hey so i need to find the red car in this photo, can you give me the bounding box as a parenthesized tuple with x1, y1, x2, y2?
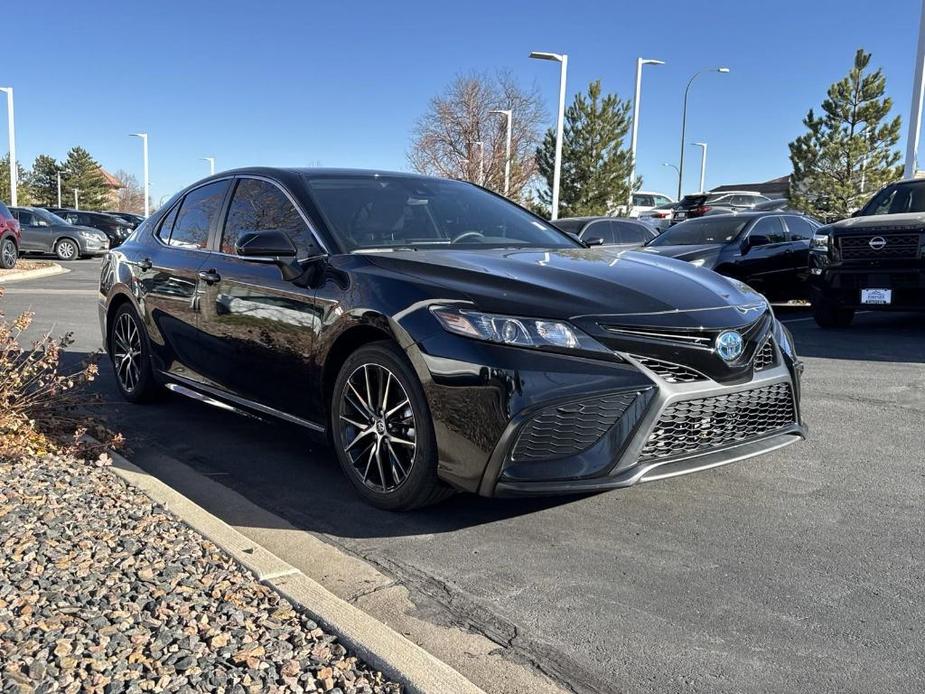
(0, 200, 21, 269)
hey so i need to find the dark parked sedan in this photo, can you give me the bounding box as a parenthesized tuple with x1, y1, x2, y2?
(48, 208, 134, 248)
(554, 217, 658, 248)
(99, 168, 806, 509)
(644, 212, 820, 301)
(11, 207, 109, 260)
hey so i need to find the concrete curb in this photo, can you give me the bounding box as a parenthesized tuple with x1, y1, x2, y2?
(0, 262, 67, 284)
(102, 443, 485, 694)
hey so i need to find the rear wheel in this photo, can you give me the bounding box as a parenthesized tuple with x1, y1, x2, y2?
(330, 342, 453, 510)
(812, 295, 855, 328)
(54, 238, 79, 261)
(109, 303, 158, 402)
(0, 237, 16, 269)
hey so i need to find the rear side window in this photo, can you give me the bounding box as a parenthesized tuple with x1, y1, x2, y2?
(784, 216, 816, 240)
(221, 178, 313, 257)
(168, 180, 230, 249)
(156, 204, 180, 243)
(612, 221, 648, 244)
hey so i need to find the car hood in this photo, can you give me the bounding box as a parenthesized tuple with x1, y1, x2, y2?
(639, 244, 723, 264)
(826, 211, 925, 232)
(364, 246, 765, 329)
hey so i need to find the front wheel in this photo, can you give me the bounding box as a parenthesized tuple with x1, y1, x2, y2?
(812, 296, 855, 328)
(54, 238, 79, 261)
(0, 237, 17, 269)
(330, 342, 453, 510)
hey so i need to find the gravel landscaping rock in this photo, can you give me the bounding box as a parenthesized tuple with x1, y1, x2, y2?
(0, 452, 403, 693)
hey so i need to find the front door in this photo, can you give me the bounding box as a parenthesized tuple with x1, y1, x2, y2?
(737, 216, 789, 297)
(196, 176, 325, 421)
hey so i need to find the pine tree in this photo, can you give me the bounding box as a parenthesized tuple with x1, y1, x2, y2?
(61, 146, 109, 210)
(788, 49, 902, 220)
(536, 80, 637, 218)
(0, 154, 32, 206)
(28, 155, 62, 207)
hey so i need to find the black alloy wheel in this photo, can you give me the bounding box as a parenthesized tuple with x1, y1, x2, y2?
(55, 238, 79, 261)
(0, 237, 16, 269)
(109, 304, 157, 402)
(331, 343, 452, 510)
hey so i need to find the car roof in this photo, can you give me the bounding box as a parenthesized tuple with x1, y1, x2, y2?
(210, 166, 448, 183)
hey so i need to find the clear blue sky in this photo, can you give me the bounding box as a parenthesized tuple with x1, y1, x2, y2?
(6, 0, 923, 204)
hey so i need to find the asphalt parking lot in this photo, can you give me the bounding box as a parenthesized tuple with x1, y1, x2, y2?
(4, 258, 924, 693)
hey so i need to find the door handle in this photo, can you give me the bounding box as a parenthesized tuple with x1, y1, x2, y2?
(198, 269, 221, 285)
(138, 257, 152, 271)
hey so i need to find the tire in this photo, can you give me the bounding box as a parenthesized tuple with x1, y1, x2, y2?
(108, 303, 159, 403)
(54, 238, 79, 261)
(812, 296, 855, 328)
(330, 342, 453, 510)
(0, 237, 16, 269)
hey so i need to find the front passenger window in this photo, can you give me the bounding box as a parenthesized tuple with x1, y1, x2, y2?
(222, 178, 314, 257)
(750, 217, 786, 244)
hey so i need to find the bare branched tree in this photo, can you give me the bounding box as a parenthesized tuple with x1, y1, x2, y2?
(111, 170, 146, 213)
(408, 71, 547, 200)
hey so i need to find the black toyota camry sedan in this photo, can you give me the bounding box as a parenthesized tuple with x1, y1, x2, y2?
(99, 168, 806, 510)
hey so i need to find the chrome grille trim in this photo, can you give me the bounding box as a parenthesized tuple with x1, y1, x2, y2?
(629, 355, 708, 383)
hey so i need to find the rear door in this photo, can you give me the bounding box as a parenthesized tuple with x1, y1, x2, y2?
(196, 176, 325, 420)
(139, 179, 231, 385)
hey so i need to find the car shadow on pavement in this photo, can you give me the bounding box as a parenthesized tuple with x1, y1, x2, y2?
(777, 306, 925, 363)
(64, 352, 586, 542)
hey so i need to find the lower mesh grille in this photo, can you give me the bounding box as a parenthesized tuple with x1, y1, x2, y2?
(640, 383, 795, 461)
(631, 355, 707, 383)
(753, 339, 777, 371)
(512, 391, 642, 462)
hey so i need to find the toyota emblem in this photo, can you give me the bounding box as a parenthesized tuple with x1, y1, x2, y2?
(868, 236, 887, 250)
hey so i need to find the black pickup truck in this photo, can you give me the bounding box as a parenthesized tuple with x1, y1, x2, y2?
(809, 179, 925, 327)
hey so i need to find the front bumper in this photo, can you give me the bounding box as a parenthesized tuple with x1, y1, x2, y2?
(412, 326, 806, 497)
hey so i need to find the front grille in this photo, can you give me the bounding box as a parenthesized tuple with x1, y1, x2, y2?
(512, 391, 643, 462)
(631, 355, 707, 383)
(753, 339, 776, 371)
(839, 233, 921, 260)
(639, 383, 795, 461)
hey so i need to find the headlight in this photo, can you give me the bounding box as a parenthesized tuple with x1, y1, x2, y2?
(431, 306, 585, 350)
(811, 233, 831, 251)
(78, 230, 97, 240)
(690, 258, 707, 267)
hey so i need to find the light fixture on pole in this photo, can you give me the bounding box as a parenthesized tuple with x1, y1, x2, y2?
(73, 188, 81, 210)
(677, 67, 729, 199)
(905, 0, 925, 178)
(130, 132, 149, 216)
(530, 51, 568, 220)
(489, 109, 513, 196)
(201, 156, 215, 175)
(691, 142, 708, 192)
(0, 87, 17, 206)
(56, 171, 62, 208)
(628, 58, 665, 207)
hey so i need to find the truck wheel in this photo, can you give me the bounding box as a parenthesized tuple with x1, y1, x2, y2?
(812, 297, 855, 328)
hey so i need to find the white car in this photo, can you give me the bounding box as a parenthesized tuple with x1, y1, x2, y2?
(637, 201, 677, 233)
(627, 191, 674, 218)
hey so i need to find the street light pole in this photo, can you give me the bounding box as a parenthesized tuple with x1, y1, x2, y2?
(530, 51, 568, 220)
(692, 142, 708, 192)
(130, 133, 149, 216)
(56, 171, 62, 208)
(201, 156, 215, 175)
(905, 0, 925, 178)
(475, 141, 484, 185)
(662, 162, 681, 197)
(678, 67, 729, 199)
(74, 188, 81, 210)
(489, 109, 513, 196)
(629, 58, 665, 207)
(0, 87, 17, 206)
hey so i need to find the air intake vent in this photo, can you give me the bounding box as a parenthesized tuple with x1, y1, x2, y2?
(631, 355, 707, 383)
(753, 339, 776, 371)
(640, 383, 795, 461)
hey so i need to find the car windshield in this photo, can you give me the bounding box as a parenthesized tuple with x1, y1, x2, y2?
(552, 219, 586, 235)
(861, 181, 925, 216)
(34, 208, 69, 225)
(304, 175, 579, 252)
(648, 217, 749, 246)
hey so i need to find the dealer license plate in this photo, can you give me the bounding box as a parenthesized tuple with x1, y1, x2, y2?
(861, 289, 892, 305)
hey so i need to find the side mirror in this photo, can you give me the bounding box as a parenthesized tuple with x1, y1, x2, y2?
(235, 230, 302, 281)
(745, 234, 771, 250)
(583, 236, 605, 247)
